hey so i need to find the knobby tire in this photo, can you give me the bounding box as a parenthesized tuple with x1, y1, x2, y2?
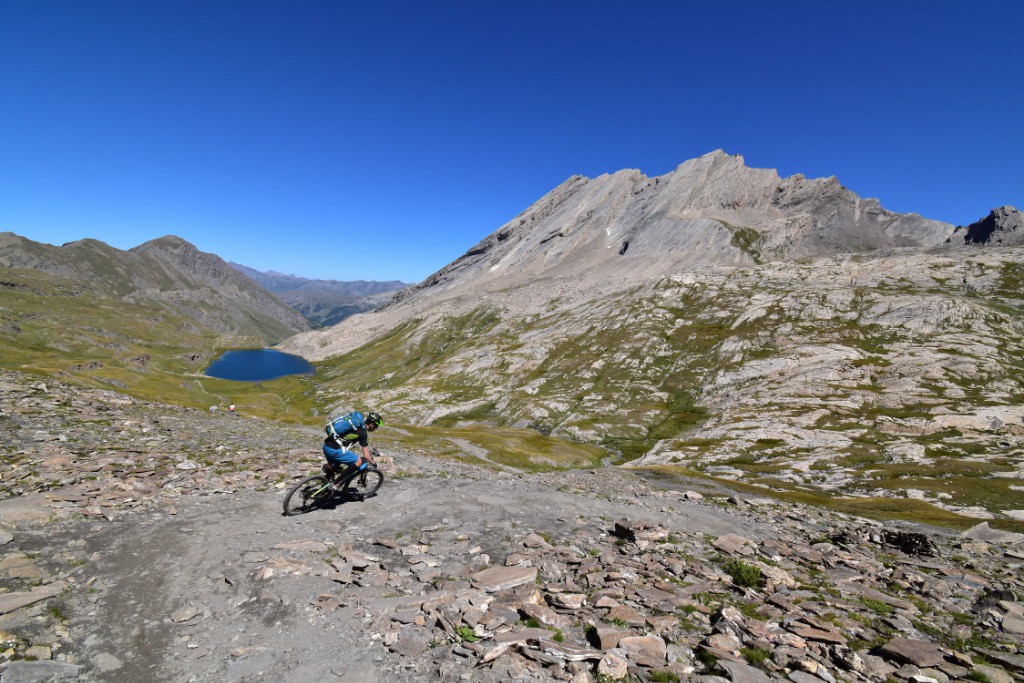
(345, 467, 384, 498)
(283, 474, 332, 516)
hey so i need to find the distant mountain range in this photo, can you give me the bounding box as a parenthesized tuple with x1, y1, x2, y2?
(229, 263, 408, 328)
(0, 233, 310, 341)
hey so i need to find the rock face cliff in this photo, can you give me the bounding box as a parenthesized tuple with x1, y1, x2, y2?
(0, 233, 310, 341)
(389, 151, 954, 306)
(948, 205, 1024, 246)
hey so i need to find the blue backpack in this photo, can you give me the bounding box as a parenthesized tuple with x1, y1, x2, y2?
(325, 411, 365, 440)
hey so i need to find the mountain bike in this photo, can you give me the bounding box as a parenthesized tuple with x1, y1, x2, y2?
(282, 450, 384, 516)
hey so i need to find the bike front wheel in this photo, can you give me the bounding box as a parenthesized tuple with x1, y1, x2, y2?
(283, 475, 333, 516)
(346, 467, 384, 498)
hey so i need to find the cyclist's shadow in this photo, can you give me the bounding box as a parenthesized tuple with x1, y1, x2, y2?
(322, 490, 377, 508)
(283, 490, 379, 516)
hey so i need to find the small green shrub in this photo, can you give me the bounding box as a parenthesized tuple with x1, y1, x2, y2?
(859, 597, 894, 617)
(722, 559, 763, 588)
(734, 600, 765, 620)
(455, 625, 478, 643)
(696, 648, 718, 670)
(650, 671, 681, 682)
(741, 645, 771, 667)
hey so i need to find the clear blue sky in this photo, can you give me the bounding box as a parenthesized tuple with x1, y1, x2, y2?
(2, 1, 1021, 282)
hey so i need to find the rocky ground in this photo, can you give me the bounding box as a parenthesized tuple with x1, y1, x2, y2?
(1, 369, 1023, 682)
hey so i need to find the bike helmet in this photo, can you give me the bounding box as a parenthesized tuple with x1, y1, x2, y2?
(366, 411, 383, 429)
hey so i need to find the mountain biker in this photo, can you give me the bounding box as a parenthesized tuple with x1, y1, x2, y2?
(323, 411, 382, 479)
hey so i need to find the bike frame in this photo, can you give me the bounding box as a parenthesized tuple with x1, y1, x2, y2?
(332, 463, 370, 493)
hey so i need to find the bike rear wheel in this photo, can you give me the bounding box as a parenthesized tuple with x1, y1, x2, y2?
(283, 475, 333, 516)
(345, 467, 383, 498)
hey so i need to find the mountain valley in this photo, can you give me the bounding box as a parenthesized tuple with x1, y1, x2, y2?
(0, 234, 320, 422)
(229, 264, 408, 328)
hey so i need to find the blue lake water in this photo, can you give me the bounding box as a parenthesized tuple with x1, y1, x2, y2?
(204, 349, 314, 381)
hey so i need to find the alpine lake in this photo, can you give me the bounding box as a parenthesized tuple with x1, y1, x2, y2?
(204, 349, 314, 382)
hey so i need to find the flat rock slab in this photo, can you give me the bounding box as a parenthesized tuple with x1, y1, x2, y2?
(789, 625, 847, 645)
(521, 602, 571, 629)
(388, 637, 430, 658)
(537, 638, 601, 662)
(717, 659, 774, 683)
(471, 565, 537, 592)
(0, 495, 52, 523)
(712, 533, 756, 555)
(788, 672, 825, 683)
(879, 637, 946, 668)
(492, 627, 551, 645)
(1002, 614, 1024, 635)
(976, 648, 1024, 673)
(960, 522, 1024, 545)
(619, 634, 667, 667)
(170, 604, 201, 623)
(0, 581, 66, 615)
(0, 660, 83, 682)
(591, 624, 631, 650)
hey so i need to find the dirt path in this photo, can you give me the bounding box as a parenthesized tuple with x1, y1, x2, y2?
(19, 463, 773, 682)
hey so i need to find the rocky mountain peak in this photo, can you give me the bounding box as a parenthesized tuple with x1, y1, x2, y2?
(131, 234, 197, 253)
(949, 205, 1024, 246)
(58, 237, 111, 249)
(389, 152, 957, 308)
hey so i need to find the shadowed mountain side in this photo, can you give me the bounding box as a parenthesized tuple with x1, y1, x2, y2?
(948, 205, 1024, 246)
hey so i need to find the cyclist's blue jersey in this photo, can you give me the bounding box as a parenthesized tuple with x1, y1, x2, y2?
(326, 425, 367, 449)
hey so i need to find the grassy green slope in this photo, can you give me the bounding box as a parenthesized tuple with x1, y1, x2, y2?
(313, 294, 716, 469)
(1, 234, 307, 343)
(0, 268, 321, 423)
